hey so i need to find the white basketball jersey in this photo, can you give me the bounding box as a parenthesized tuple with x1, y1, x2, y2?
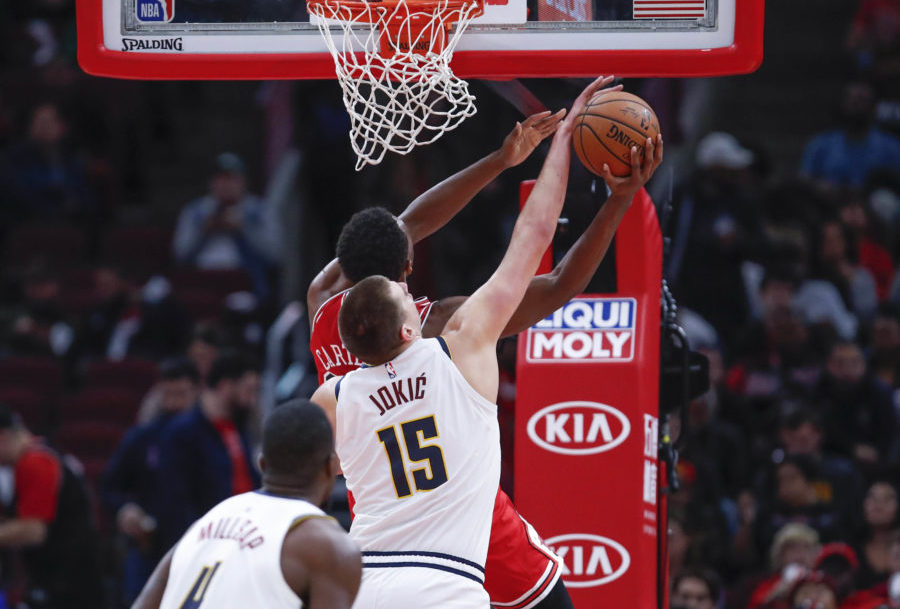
(336, 337, 500, 581)
(160, 491, 328, 609)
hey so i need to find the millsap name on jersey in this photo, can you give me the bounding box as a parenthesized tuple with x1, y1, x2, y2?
(526, 297, 636, 363)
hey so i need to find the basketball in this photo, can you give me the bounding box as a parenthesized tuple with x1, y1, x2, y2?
(572, 91, 660, 177)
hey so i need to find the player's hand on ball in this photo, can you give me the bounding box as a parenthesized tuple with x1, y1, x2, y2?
(601, 133, 664, 198)
(562, 75, 623, 132)
(500, 109, 567, 168)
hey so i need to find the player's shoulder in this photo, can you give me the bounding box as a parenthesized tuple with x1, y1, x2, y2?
(284, 515, 360, 569)
(312, 288, 350, 327)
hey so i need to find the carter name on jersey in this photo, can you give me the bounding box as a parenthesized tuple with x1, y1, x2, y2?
(368, 373, 427, 416)
(316, 343, 363, 377)
(196, 516, 265, 550)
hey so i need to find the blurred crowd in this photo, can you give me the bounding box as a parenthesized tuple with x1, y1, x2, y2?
(0, 0, 899, 608)
(667, 1, 900, 608)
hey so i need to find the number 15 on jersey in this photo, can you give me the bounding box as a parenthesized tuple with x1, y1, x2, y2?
(377, 415, 448, 498)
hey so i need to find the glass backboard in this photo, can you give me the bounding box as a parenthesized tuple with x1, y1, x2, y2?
(76, 0, 763, 79)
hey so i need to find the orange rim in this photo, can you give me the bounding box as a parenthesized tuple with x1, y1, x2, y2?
(307, 0, 481, 24)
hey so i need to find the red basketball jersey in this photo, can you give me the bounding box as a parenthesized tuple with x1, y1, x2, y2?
(310, 289, 435, 384)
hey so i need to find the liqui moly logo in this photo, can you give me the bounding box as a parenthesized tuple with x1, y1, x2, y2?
(526, 401, 630, 456)
(136, 0, 174, 22)
(526, 298, 636, 363)
(545, 534, 631, 587)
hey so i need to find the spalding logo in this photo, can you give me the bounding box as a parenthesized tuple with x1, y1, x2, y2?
(545, 534, 631, 588)
(526, 401, 630, 456)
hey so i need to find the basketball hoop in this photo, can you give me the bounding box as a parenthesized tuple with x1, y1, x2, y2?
(308, 0, 483, 170)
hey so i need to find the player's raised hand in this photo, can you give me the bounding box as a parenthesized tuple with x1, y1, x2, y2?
(561, 75, 623, 132)
(600, 133, 664, 198)
(499, 109, 567, 168)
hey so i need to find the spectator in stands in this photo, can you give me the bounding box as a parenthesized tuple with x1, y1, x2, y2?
(856, 479, 900, 589)
(813, 341, 897, 465)
(772, 408, 862, 525)
(156, 350, 260, 549)
(759, 455, 843, 545)
(747, 523, 820, 609)
(125, 275, 193, 361)
(669, 515, 694, 578)
(811, 219, 879, 321)
(847, 530, 900, 608)
(847, 0, 900, 61)
(3, 264, 74, 358)
(800, 81, 900, 188)
(868, 303, 900, 389)
(101, 357, 200, 605)
(813, 542, 860, 605)
(671, 566, 721, 609)
(186, 323, 222, 387)
(729, 267, 820, 404)
(672, 131, 765, 341)
(847, 0, 900, 110)
(0, 100, 94, 219)
(77, 264, 136, 359)
(787, 572, 839, 609)
(679, 391, 749, 500)
(0, 404, 102, 608)
(839, 194, 895, 301)
(172, 152, 281, 298)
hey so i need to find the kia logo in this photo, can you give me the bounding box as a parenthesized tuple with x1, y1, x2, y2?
(545, 534, 630, 587)
(526, 401, 630, 455)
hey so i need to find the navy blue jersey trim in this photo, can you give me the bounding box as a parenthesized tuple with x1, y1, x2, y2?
(361, 561, 483, 585)
(435, 336, 452, 359)
(361, 550, 484, 573)
(335, 377, 343, 400)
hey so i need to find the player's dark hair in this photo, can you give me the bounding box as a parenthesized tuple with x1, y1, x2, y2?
(159, 356, 200, 384)
(207, 350, 255, 388)
(337, 207, 409, 283)
(338, 275, 403, 363)
(671, 567, 721, 604)
(262, 399, 333, 483)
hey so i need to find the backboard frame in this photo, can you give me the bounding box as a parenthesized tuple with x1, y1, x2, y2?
(76, 0, 764, 80)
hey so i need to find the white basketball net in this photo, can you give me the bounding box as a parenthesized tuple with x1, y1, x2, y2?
(309, 0, 481, 170)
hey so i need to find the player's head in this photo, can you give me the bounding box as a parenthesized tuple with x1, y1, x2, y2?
(337, 207, 413, 283)
(259, 399, 338, 505)
(338, 276, 420, 364)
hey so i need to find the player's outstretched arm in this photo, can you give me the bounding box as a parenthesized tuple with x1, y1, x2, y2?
(398, 110, 566, 244)
(282, 517, 362, 609)
(441, 76, 618, 400)
(502, 133, 663, 335)
(131, 547, 174, 609)
(307, 111, 564, 322)
(421, 133, 662, 339)
(310, 378, 340, 438)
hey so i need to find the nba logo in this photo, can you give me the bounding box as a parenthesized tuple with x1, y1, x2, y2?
(136, 0, 174, 22)
(385, 362, 397, 379)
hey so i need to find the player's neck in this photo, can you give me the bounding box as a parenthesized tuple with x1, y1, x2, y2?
(260, 481, 321, 504)
(365, 338, 417, 366)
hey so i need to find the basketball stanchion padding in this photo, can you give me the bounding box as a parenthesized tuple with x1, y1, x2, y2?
(307, 0, 484, 170)
(573, 92, 660, 177)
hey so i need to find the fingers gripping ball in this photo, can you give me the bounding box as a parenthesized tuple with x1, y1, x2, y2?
(573, 92, 660, 177)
